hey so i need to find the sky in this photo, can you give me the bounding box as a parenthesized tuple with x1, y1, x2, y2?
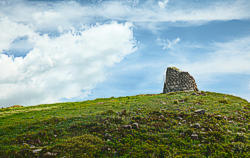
(0, 0, 250, 107)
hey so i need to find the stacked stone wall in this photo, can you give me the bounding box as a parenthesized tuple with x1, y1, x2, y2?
(163, 67, 198, 93)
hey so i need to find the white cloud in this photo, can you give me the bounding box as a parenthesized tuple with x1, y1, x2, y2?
(157, 37, 180, 50)
(160, 36, 250, 101)
(0, 18, 35, 52)
(98, 0, 250, 23)
(170, 36, 250, 101)
(0, 20, 136, 106)
(178, 37, 250, 76)
(0, 0, 249, 33)
(0, 0, 250, 106)
(97, 0, 250, 23)
(158, 0, 170, 9)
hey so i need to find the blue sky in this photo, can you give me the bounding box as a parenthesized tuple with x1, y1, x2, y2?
(0, 0, 250, 107)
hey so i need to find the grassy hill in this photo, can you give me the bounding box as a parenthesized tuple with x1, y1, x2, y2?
(0, 91, 249, 157)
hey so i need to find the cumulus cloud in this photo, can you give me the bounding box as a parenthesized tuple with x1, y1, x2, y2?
(0, 18, 35, 52)
(0, 19, 136, 106)
(157, 37, 180, 50)
(158, 0, 170, 9)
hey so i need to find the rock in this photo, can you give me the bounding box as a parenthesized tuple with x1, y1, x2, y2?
(159, 115, 165, 120)
(191, 133, 199, 140)
(32, 148, 42, 154)
(132, 123, 139, 129)
(198, 91, 206, 96)
(223, 116, 228, 120)
(160, 109, 166, 113)
(121, 109, 126, 115)
(122, 125, 132, 129)
(191, 123, 201, 128)
(37, 139, 41, 144)
(194, 109, 205, 115)
(241, 128, 246, 132)
(236, 132, 242, 135)
(179, 99, 185, 103)
(163, 67, 198, 93)
(195, 102, 202, 105)
(191, 92, 198, 96)
(116, 112, 121, 115)
(215, 115, 222, 120)
(161, 101, 166, 105)
(177, 117, 182, 120)
(104, 133, 111, 138)
(30, 145, 36, 148)
(44, 152, 57, 156)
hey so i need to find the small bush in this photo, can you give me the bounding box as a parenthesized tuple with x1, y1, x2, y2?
(173, 100, 179, 104)
(219, 99, 229, 104)
(50, 134, 104, 157)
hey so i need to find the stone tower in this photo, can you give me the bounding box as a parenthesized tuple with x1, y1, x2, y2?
(163, 67, 198, 93)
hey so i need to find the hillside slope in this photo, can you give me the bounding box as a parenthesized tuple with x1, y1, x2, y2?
(0, 91, 249, 157)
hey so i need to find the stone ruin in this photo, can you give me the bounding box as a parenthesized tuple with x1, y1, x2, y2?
(163, 67, 198, 93)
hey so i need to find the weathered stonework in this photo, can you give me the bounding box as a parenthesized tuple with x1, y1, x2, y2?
(163, 67, 198, 93)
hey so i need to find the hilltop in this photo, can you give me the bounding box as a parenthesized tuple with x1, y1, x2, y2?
(0, 91, 249, 157)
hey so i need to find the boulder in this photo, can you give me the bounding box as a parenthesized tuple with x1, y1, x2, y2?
(194, 109, 206, 115)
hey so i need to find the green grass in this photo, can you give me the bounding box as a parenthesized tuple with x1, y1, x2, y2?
(0, 91, 249, 157)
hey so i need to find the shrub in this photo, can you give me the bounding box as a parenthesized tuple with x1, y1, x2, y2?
(50, 134, 104, 157)
(173, 100, 179, 104)
(219, 99, 229, 104)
